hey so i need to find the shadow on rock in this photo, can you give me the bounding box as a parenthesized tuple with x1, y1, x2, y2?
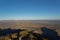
(40, 27, 60, 40)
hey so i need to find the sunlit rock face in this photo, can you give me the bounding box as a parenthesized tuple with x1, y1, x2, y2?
(0, 36, 11, 40)
(33, 30, 43, 34)
(11, 33, 17, 38)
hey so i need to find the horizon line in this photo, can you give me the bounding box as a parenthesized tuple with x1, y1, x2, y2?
(0, 19, 60, 21)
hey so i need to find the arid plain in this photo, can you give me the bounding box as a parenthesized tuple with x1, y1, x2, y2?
(0, 20, 60, 36)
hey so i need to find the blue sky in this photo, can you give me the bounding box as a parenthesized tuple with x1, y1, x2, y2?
(0, 0, 60, 20)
